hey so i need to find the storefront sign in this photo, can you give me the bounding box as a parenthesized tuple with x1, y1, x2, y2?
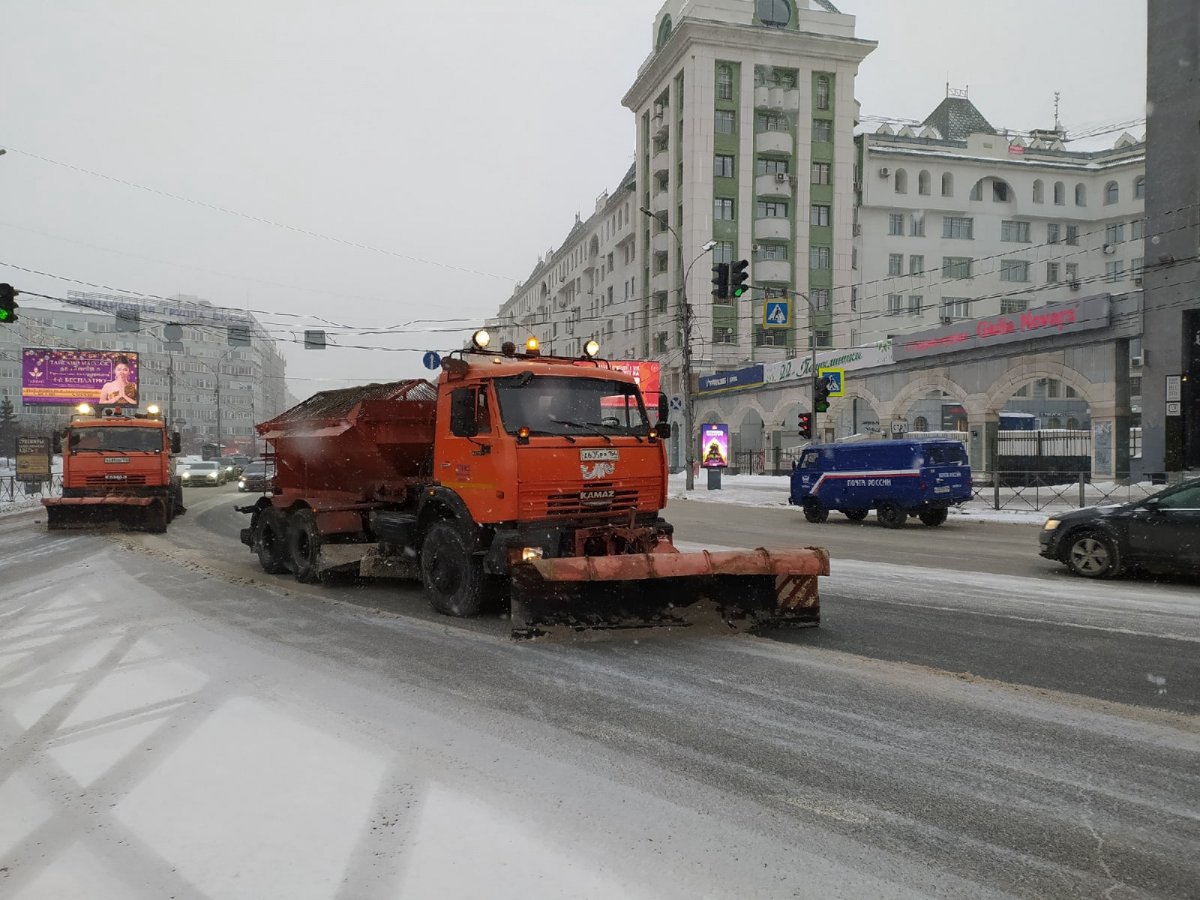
(698, 365, 764, 395)
(762, 343, 892, 385)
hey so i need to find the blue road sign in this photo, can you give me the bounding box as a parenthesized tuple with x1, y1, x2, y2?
(818, 366, 845, 396)
(422, 351, 442, 370)
(764, 300, 790, 328)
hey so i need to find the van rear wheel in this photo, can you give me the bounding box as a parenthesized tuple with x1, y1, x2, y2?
(917, 508, 948, 527)
(802, 499, 828, 524)
(876, 502, 907, 529)
(843, 508, 869, 522)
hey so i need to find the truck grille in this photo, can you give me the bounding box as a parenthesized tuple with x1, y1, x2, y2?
(523, 481, 648, 518)
(84, 474, 148, 486)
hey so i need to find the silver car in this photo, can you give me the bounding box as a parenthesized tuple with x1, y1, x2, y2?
(180, 460, 226, 486)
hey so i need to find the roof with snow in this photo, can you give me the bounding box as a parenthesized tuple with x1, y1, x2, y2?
(921, 96, 996, 141)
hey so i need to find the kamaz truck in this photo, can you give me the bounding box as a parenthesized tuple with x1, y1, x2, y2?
(238, 332, 829, 637)
(43, 403, 185, 532)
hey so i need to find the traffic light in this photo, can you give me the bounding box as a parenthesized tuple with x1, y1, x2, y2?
(0, 283, 19, 324)
(813, 375, 831, 414)
(711, 262, 730, 300)
(798, 412, 812, 439)
(730, 259, 750, 298)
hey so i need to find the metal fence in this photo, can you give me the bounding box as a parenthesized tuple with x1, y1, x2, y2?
(0, 475, 64, 502)
(970, 472, 1161, 512)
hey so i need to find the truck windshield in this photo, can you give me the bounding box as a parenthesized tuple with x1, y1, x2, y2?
(69, 427, 163, 453)
(494, 375, 651, 437)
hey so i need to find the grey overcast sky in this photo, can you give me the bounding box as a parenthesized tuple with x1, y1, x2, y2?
(1, 1, 1147, 398)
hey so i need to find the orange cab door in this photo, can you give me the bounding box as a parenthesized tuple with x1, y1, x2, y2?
(436, 384, 510, 523)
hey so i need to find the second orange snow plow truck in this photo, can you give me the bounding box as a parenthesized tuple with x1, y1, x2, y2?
(43, 403, 185, 532)
(238, 332, 828, 637)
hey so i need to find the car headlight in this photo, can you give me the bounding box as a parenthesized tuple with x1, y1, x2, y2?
(181, 472, 190, 479)
(208, 473, 218, 480)
(1043, 519, 1060, 531)
(238, 478, 246, 487)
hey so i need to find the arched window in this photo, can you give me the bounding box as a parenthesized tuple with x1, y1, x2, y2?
(757, 0, 792, 28)
(941, 172, 953, 197)
(969, 179, 983, 201)
(1053, 181, 1065, 205)
(918, 170, 931, 195)
(1134, 175, 1146, 199)
(1104, 181, 1119, 205)
(656, 15, 672, 49)
(716, 65, 733, 101)
(1046, 417, 1062, 429)
(1032, 179, 1044, 203)
(912, 416, 929, 432)
(894, 168, 908, 194)
(1066, 417, 1080, 430)
(814, 75, 830, 110)
(1075, 183, 1087, 206)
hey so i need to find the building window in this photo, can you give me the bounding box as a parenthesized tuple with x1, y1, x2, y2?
(969, 181, 983, 201)
(811, 204, 830, 226)
(757, 200, 788, 218)
(1065, 225, 1079, 245)
(812, 119, 832, 143)
(714, 197, 735, 220)
(715, 110, 735, 134)
(811, 161, 830, 184)
(813, 329, 832, 349)
(942, 257, 973, 279)
(1130, 218, 1145, 241)
(909, 254, 924, 275)
(1065, 262, 1079, 284)
(941, 172, 954, 197)
(918, 170, 931, 195)
(809, 246, 831, 269)
(1105, 261, 1124, 282)
(756, 112, 790, 132)
(942, 297, 971, 318)
(909, 214, 925, 237)
(1046, 379, 1061, 399)
(850, 285, 858, 311)
(1105, 223, 1125, 244)
(907, 295, 923, 315)
(887, 293, 903, 315)
(1132, 257, 1144, 278)
(716, 65, 733, 101)
(815, 75, 830, 110)
(713, 240, 734, 264)
(1047, 223, 1061, 244)
(757, 157, 789, 175)
(888, 253, 903, 276)
(1134, 175, 1146, 199)
(1105, 181, 1119, 205)
(1075, 183, 1087, 206)
(714, 154, 734, 178)
(1000, 298, 1029, 314)
(1054, 181, 1066, 205)
(1046, 262, 1060, 283)
(943, 216, 974, 239)
(1033, 180, 1044, 203)
(888, 213, 904, 236)
(757, 243, 788, 260)
(758, 0, 792, 28)
(894, 169, 908, 194)
(812, 288, 830, 310)
(1000, 259, 1030, 282)
(912, 416, 929, 432)
(1001, 220, 1031, 242)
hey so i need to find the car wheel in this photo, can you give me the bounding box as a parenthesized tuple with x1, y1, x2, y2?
(1065, 530, 1122, 578)
(287, 509, 323, 583)
(420, 520, 485, 618)
(843, 508, 869, 522)
(802, 499, 829, 524)
(918, 508, 948, 527)
(254, 507, 290, 575)
(877, 502, 907, 529)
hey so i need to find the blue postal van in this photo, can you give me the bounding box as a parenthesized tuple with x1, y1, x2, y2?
(789, 439, 972, 528)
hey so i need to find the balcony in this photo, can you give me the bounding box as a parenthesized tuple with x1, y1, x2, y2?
(652, 230, 674, 255)
(651, 147, 670, 177)
(652, 112, 669, 139)
(753, 259, 791, 283)
(650, 189, 670, 217)
(650, 269, 672, 294)
(755, 131, 792, 156)
(753, 217, 791, 241)
(755, 172, 793, 198)
(753, 86, 801, 112)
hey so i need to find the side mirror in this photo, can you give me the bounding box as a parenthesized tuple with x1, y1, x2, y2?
(657, 393, 669, 423)
(171, 432, 182, 454)
(52, 431, 63, 455)
(1143, 496, 1162, 511)
(656, 422, 672, 439)
(449, 388, 479, 438)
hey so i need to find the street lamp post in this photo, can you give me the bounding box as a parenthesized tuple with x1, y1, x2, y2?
(639, 207, 716, 491)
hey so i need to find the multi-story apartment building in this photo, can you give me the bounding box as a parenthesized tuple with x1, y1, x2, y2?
(0, 293, 288, 454)
(853, 91, 1146, 348)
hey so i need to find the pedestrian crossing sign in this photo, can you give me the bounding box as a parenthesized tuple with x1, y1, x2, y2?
(763, 300, 790, 329)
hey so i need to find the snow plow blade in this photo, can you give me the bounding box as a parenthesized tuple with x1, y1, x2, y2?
(509, 546, 828, 639)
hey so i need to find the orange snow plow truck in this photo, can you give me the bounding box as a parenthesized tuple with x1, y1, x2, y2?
(43, 403, 185, 532)
(237, 332, 828, 637)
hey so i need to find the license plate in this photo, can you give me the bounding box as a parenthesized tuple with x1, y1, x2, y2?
(934, 486, 951, 493)
(580, 449, 619, 462)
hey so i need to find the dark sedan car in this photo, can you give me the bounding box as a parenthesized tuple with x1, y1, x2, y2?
(1039, 478, 1200, 578)
(236, 459, 275, 493)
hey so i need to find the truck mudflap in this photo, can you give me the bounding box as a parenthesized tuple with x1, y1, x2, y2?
(508, 546, 828, 639)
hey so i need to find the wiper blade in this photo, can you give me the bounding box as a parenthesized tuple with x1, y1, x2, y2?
(550, 418, 612, 444)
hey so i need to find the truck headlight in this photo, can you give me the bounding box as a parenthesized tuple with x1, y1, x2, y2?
(521, 547, 544, 561)
(1043, 519, 1060, 531)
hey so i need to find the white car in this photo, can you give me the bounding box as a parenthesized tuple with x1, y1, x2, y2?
(180, 460, 226, 486)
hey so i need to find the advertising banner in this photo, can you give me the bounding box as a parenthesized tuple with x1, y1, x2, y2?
(698, 365, 764, 395)
(15, 436, 52, 482)
(700, 423, 731, 469)
(22, 348, 140, 407)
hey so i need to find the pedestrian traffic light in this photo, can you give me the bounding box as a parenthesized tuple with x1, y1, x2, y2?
(730, 259, 750, 298)
(711, 262, 730, 300)
(798, 412, 812, 439)
(0, 283, 19, 324)
(813, 375, 831, 413)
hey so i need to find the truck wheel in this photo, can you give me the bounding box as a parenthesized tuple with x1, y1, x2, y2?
(843, 508, 869, 522)
(802, 499, 828, 524)
(876, 502, 907, 529)
(255, 507, 290, 575)
(917, 508, 948, 527)
(287, 509, 323, 583)
(1065, 530, 1121, 578)
(421, 520, 485, 618)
